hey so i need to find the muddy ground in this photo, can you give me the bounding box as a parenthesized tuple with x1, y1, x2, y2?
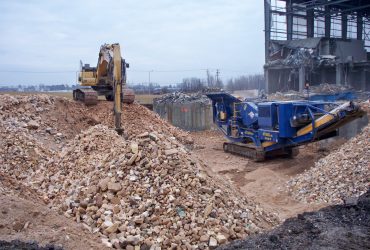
(190, 130, 346, 221)
(217, 189, 370, 250)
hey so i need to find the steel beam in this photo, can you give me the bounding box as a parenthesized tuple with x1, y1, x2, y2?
(325, 5, 331, 38)
(307, 9, 315, 37)
(357, 13, 363, 40)
(342, 13, 348, 39)
(287, 0, 293, 40)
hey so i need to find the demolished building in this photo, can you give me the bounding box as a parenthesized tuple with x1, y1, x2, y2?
(264, 0, 370, 93)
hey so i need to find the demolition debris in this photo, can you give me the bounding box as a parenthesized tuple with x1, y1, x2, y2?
(154, 92, 210, 104)
(287, 123, 370, 204)
(0, 94, 278, 249)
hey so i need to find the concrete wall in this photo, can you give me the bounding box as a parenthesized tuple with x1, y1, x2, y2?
(154, 102, 214, 131)
(334, 40, 367, 63)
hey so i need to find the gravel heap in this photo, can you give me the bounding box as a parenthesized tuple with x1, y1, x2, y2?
(287, 124, 370, 204)
(0, 94, 278, 249)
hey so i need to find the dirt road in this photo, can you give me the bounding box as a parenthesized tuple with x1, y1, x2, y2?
(190, 130, 344, 221)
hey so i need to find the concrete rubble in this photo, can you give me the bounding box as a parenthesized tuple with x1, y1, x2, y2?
(154, 92, 210, 104)
(287, 123, 370, 204)
(267, 83, 370, 102)
(0, 94, 278, 249)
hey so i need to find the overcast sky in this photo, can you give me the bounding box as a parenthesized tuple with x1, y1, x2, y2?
(0, 0, 265, 85)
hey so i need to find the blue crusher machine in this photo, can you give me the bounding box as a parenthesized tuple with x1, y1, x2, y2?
(206, 92, 365, 161)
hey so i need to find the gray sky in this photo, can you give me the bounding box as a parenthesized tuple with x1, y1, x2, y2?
(0, 0, 265, 85)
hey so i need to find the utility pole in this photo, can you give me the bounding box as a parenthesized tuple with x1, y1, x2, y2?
(216, 69, 220, 87)
(206, 69, 210, 86)
(148, 70, 153, 94)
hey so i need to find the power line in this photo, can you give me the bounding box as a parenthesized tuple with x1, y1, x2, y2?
(0, 70, 77, 73)
(128, 69, 209, 73)
(0, 68, 260, 75)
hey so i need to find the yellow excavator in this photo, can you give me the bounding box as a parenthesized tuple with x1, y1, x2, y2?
(74, 43, 135, 133)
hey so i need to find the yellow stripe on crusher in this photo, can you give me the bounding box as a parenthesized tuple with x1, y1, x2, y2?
(262, 141, 276, 147)
(297, 102, 350, 136)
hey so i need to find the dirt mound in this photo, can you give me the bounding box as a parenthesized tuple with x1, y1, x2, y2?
(218, 189, 370, 250)
(0, 94, 278, 249)
(287, 124, 370, 204)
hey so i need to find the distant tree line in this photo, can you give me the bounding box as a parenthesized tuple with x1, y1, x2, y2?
(129, 83, 179, 95)
(176, 74, 264, 93)
(0, 73, 265, 94)
(0, 84, 79, 92)
(225, 74, 265, 92)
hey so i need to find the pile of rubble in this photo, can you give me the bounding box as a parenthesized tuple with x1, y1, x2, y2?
(268, 83, 354, 101)
(310, 83, 351, 94)
(0, 95, 58, 178)
(0, 94, 278, 249)
(287, 124, 370, 204)
(268, 90, 302, 101)
(154, 92, 210, 104)
(94, 99, 194, 146)
(47, 125, 277, 248)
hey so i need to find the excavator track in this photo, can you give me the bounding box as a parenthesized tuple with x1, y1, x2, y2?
(73, 88, 98, 105)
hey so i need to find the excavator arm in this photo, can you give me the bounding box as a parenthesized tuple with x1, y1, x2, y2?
(112, 44, 123, 134)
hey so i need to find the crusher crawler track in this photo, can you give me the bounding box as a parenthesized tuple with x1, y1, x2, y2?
(73, 88, 98, 105)
(223, 142, 299, 162)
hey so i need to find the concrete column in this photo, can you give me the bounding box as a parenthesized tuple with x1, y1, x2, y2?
(265, 68, 271, 94)
(342, 14, 347, 39)
(299, 66, 305, 92)
(286, 0, 293, 40)
(264, 0, 271, 63)
(336, 63, 343, 86)
(307, 9, 314, 38)
(325, 6, 331, 38)
(361, 69, 366, 90)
